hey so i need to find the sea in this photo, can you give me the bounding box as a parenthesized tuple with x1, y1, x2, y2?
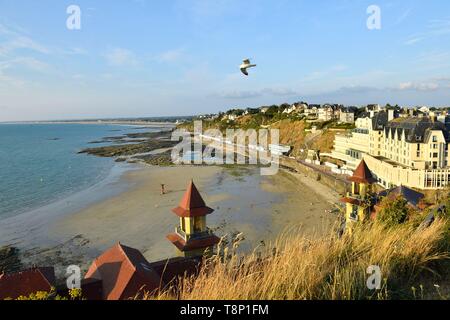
(0, 123, 159, 220)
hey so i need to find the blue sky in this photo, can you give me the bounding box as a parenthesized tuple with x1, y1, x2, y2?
(0, 0, 450, 121)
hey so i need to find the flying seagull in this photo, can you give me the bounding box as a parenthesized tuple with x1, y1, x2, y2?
(240, 59, 256, 76)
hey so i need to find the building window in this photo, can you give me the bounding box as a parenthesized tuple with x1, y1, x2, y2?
(433, 153, 438, 158)
(350, 206, 358, 221)
(433, 136, 438, 142)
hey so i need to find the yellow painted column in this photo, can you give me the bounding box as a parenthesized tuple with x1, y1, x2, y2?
(360, 183, 367, 197)
(185, 217, 194, 235)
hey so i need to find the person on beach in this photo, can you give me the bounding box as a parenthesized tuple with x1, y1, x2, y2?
(161, 184, 166, 195)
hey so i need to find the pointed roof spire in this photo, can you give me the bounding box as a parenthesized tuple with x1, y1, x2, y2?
(172, 180, 214, 217)
(348, 160, 377, 184)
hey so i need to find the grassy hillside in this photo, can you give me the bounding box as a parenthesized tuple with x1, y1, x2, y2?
(155, 219, 449, 300)
(178, 116, 342, 157)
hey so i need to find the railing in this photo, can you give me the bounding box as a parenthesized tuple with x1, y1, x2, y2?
(346, 192, 363, 200)
(175, 227, 215, 241)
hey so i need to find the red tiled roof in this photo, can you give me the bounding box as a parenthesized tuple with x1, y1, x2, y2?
(0, 267, 55, 300)
(172, 180, 214, 217)
(348, 160, 377, 184)
(84, 243, 161, 300)
(167, 233, 220, 252)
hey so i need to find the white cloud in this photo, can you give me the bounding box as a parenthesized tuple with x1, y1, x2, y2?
(216, 89, 263, 99)
(398, 82, 439, 91)
(157, 48, 185, 63)
(404, 37, 424, 45)
(303, 64, 348, 81)
(104, 48, 138, 66)
(0, 57, 49, 72)
(59, 47, 88, 55)
(215, 87, 300, 99)
(404, 18, 450, 45)
(0, 36, 50, 56)
(395, 8, 412, 25)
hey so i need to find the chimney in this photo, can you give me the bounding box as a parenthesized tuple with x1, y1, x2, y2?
(388, 109, 395, 121)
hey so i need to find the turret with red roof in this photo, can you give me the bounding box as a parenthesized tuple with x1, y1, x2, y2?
(167, 180, 220, 258)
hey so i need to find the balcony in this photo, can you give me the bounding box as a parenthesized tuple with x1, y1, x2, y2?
(175, 226, 215, 242)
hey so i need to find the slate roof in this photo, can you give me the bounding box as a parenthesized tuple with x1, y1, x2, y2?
(371, 111, 389, 131)
(384, 117, 449, 143)
(378, 186, 424, 208)
(358, 112, 371, 119)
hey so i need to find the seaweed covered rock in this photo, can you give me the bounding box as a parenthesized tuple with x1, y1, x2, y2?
(0, 246, 22, 274)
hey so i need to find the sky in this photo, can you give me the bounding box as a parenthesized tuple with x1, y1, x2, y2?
(0, 0, 450, 121)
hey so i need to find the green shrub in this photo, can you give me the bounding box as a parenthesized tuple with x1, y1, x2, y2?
(377, 196, 410, 226)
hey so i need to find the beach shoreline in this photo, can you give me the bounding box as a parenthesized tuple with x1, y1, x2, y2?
(0, 122, 342, 281)
(1, 161, 341, 280)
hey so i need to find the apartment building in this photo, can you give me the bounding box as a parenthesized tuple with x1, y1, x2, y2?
(330, 111, 450, 190)
(331, 128, 370, 168)
(339, 109, 355, 124)
(318, 104, 340, 122)
(304, 104, 320, 118)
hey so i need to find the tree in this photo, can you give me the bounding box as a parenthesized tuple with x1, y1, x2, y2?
(377, 196, 410, 226)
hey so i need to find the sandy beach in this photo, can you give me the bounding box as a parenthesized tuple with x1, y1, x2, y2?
(1, 163, 341, 279)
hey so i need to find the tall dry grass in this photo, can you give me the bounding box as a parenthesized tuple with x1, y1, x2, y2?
(155, 220, 449, 300)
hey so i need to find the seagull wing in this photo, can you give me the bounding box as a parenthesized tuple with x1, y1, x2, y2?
(240, 68, 248, 76)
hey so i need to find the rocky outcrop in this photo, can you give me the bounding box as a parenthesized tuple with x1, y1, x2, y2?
(0, 246, 22, 274)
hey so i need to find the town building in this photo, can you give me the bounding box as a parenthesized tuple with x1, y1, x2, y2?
(283, 102, 307, 115)
(339, 108, 356, 124)
(329, 110, 450, 190)
(304, 104, 320, 118)
(260, 107, 269, 114)
(317, 104, 337, 121)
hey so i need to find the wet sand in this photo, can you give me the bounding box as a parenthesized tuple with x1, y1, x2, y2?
(1, 164, 340, 278)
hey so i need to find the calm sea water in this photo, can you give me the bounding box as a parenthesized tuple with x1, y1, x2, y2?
(0, 123, 151, 220)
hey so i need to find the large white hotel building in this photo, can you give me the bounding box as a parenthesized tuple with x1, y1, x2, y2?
(329, 110, 450, 190)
